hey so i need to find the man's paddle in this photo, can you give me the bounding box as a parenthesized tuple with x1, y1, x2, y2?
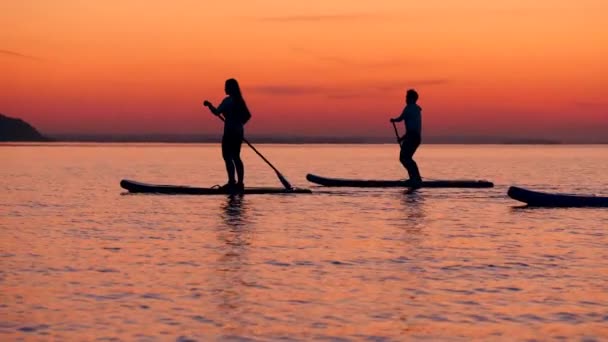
(391, 121, 401, 144)
(215, 115, 293, 190)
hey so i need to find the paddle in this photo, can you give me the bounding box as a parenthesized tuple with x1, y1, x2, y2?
(215, 115, 293, 190)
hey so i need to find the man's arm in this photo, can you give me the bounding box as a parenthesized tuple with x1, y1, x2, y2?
(390, 108, 407, 123)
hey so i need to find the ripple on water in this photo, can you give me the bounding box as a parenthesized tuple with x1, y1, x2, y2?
(176, 336, 198, 342)
(77, 292, 133, 301)
(191, 315, 217, 325)
(265, 260, 291, 267)
(327, 260, 353, 266)
(414, 314, 451, 322)
(141, 293, 172, 301)
(17, 324, 50, 333)
(311, 336, 352, 342)
(553, 312, 581, 323)
(293, 260, 316, 266)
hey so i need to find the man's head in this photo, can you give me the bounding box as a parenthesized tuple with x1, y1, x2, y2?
(406, 89, 419, 105)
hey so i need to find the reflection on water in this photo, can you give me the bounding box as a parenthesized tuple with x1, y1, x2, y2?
(220, 195, 249, 229)
(1, 144, 608, 340)
(215, 195, 253, 335)
(399, 190, 426, 242)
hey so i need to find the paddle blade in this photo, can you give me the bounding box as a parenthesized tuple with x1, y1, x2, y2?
(276, 172, 293, 190)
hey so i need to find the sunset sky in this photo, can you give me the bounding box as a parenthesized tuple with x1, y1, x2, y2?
(1, 0, 607, 141)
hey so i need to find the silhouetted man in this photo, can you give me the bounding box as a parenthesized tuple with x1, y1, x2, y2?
(390, 89, 422, 188)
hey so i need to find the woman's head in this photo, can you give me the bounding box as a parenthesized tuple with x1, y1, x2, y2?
(224, 78, 242, 98)
(224, 78, 251, 123)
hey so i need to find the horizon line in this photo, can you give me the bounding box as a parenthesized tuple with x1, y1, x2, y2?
(10, 133, 608, 145)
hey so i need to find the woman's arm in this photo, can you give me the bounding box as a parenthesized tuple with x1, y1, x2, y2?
(204, 97, 232, 116)
(203, 100, 220, 115)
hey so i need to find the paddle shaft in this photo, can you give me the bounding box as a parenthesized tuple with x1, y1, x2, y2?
(215, 114, 293, 189)
(391, 121, 401, 144)
(243, 138, 280, 175)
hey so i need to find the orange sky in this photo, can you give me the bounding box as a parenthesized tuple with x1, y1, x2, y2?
(1, 0, 607, 141)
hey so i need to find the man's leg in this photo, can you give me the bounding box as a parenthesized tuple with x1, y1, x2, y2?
(399, 135, 422, 183)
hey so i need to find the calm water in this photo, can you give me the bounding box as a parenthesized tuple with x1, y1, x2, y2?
(1, 143, 608, 341)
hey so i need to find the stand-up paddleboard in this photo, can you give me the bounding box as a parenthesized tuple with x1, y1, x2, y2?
(508, 186, 608, 207)
(121, 179, 312, 195)
(306, 174, 493, 188)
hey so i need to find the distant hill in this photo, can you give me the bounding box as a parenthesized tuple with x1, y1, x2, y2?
(0, 113, 49, 141)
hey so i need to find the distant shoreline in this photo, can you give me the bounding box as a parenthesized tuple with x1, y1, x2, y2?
(37, 134, 608, 144)
(2, 114, 606, 144)
(2, 135, 608, 145)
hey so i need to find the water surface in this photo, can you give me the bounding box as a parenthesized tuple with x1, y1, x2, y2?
(2, 144, 608, 340)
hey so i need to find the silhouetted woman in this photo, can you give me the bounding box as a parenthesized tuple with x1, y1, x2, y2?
(204, 79, 251, 192)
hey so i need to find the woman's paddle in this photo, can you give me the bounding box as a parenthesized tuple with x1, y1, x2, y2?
(216, 115, 293, 190)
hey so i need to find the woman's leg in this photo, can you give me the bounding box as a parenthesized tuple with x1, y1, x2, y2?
(233, 138, 244, 185)
(222, 136, 236, 184)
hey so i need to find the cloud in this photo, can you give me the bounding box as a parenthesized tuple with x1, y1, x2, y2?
(256, 13, 382, 23)
(326, 92, 366, 100)
(250, 79, 449, 99)
(573, 101, 607, 108)
(316, 55, 407, 69)
(250, 84, 363, 98)
(373, 79, 450, 91)
(325, 79, 450, 100)
(289, 46, 423, 70)
(0, 49, 43, 61)
(249, 85, 325, 95)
